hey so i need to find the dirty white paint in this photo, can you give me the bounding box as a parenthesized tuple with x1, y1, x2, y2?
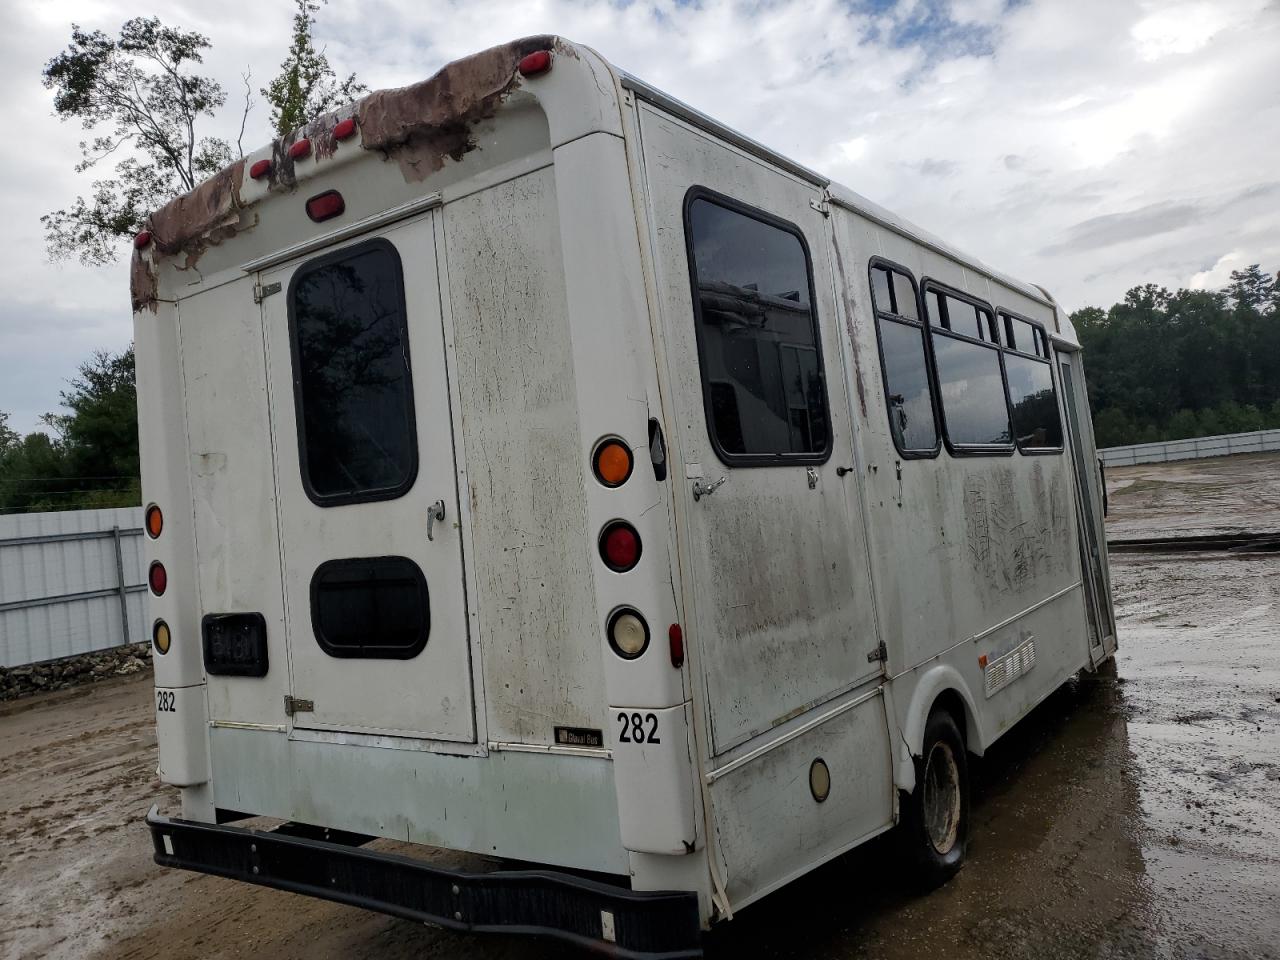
(134, 35, 1116, 937)
(443, 167, 605, 746)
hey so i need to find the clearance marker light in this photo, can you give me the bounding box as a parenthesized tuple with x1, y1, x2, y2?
(333, 118, 356, 140)
(133, 230, 152, 249)
(669, 623, 685, 668)
(249, 158, 272, 179)
(518, 50, 552, 77)
(306, 190, 345, 223)
(288, 137, 312, 160)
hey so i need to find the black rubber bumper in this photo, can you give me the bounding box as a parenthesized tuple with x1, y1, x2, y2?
(146, 806, 702, 958)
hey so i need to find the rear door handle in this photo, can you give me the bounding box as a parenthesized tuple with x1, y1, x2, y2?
(427, 499, 446, 541)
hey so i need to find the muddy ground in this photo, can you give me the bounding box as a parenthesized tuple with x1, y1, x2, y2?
(2, 454, 1278, 959)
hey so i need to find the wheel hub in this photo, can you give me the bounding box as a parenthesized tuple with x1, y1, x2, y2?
(923, 740, 961, 855)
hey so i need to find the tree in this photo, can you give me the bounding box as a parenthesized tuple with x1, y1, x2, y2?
(41, 348, 139, 483)
(0, 349, 140, 514)
(43, 10, 363, 266)
(0, 412, 17, 454)
(1165, 409, 1201, 440)
(41, 18, 246, 265)
(1074, 260, 1280, 446)
(1228, 264, 1274, 312)
(262, 0, 366, 137)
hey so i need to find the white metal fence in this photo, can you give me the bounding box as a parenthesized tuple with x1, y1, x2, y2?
(1100, 428, 1280, 466)
(0, 507, 147, 668)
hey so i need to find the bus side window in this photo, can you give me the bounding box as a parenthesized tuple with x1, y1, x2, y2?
(683, 189, 831, 466)
(868, 260, 939, 457)
(998, 310, 1064, 453)
(923, 282, 1014, 453)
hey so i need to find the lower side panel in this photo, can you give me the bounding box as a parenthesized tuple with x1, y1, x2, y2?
(707, 686, 894, 908)
(207, 727, 628, 874)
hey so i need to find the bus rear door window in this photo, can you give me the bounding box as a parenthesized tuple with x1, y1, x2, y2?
(288, 240, 418, 505)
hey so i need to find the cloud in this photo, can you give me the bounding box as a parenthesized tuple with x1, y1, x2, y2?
(1040, 200, 1203, 255)
(2, 0, 1279, 432)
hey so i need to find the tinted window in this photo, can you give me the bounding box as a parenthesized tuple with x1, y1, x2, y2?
(311, 556, 429, 659)
(685, 193, 829, 462)
(924, 284, 1013, 450)
(1005, 315, 1038, 355)
(1005, 354, 1063, 450)
(870, 263, 938, 455)
(891, 272, 919, 321)
(290, 241, 417, 504)
(930, 335, 1013, 446)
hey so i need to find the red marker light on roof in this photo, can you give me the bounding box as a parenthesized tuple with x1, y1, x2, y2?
(305, 190, 345, 223)
(518, 50, 552, 77)
(249, 158, 272, 179)
(133, 230, 152, 249)
(288, 138, 312, 160)
(333, 118, 356, 141)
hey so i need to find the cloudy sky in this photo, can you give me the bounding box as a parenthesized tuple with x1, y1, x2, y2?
(2, 0, 1277, 434)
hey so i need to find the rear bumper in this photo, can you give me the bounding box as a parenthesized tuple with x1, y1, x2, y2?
(145, 806, 702, 959)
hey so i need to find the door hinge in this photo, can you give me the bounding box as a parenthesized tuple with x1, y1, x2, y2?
(283, 695, 314, 717)
(253, 280, 282, 304)
(809, 197, 830, 218)
(866, 641, 887, 664)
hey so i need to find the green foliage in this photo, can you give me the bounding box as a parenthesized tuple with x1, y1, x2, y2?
(1074, 264, 1280, 446)
(262, 0, 367, 137)
(42, 19, 237, 265)
(0, 349, 140, 514)
(43, 10, 364, 266)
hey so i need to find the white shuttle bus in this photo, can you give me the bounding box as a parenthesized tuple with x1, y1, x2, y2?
(137, 36, 1116, 958)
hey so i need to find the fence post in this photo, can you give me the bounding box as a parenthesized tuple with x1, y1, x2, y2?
(112, 525, 131, 646)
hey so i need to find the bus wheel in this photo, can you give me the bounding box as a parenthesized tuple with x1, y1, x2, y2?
(900, 708, 969, 890)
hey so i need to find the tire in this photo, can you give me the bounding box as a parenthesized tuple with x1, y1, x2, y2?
(898, 708, 970, 890)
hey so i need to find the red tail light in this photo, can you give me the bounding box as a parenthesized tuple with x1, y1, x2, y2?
(148, 561, 168, 596)
(305, 190, 345, 223)
(518, 50, 552, 77)
(600, 521, 641, 572)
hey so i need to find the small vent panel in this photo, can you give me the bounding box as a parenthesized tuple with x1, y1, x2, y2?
(984, 638, 1036, 698)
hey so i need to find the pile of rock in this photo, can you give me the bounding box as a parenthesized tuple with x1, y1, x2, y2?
(0, 643, 152, 701)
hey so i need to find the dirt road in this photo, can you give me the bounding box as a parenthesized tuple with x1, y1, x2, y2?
(2, 455, 1278, 959)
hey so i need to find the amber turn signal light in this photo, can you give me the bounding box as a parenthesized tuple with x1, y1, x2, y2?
(145, 504, 163, 539)
(593, 439, 633, 488)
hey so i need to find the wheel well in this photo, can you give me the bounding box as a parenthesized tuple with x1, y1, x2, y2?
(930, 689, 973, 752)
